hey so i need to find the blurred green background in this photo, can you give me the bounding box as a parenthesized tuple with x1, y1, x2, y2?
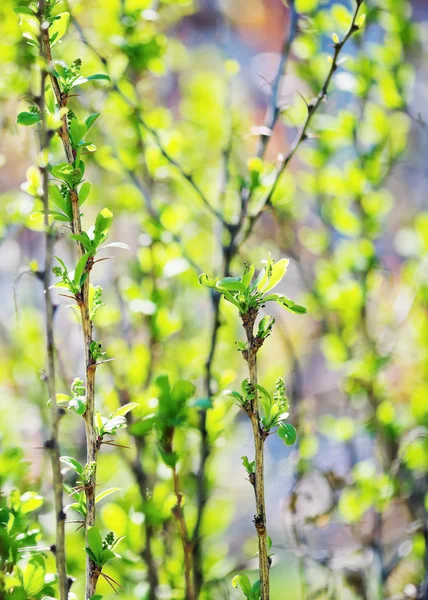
(1, 0, 428, 598)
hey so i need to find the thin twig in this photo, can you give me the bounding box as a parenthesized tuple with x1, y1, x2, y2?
(37, 3, 68, 598)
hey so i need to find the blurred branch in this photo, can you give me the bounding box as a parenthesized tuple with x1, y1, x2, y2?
(240, 2, 364, 246)
(256, 0, 298, 159)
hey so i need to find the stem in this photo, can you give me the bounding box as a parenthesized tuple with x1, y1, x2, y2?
(40, 22, 98, 600)
(242, 310, 270, 600)
(37, 4, 68, 598)
(172, 464, 195, 600)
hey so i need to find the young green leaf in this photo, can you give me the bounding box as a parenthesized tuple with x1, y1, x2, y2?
(95, 488, 121, 504)
(49, 12, 70, 46)
(78, 181, 91, 206)
(60, 456, 84, 476)
(70, 119, 88, 148)
(17, 112, 41, 126)
(85, 113, 100, 132)
(49, 185, 72, 219)
(87, 527, 103, 563)
(114, 402, 139, 417)
(73, 252, 90, 287)
(277, 422, 297, 446)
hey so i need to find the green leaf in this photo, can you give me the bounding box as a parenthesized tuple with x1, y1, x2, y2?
(69, 233, 94, 252)
(70, 119, 88, 148)
(49, 185, 72, 218)
(255, 384, 271, 419)
(20, 491, 44, 514)
(17, 112, 41, 126)
(222, 389, 244, 404)
(93, 208, 113, 247)
(95, 487, 121, 504)
(85, 546, 99, 565)
(73, 252, 90, 287)
(47, 210, 70, 222)
(232, 574, 252, 596)
(262, 258, 289, 293)
(69, 396, 86, 415)
(14, 6, 36, 15)
(78, 181, 91, 206)
(198, 273, 217, 289)
(22, 559, 45, 595)
(114, 402, 139, 417)
(72, 74, 111, 87)
(242, 263, 255, 288)
(87, 527, 103, 562)
(277, 422, 297, 446)
(252, 580, 261, 599)
(49, 12, 70, 46)
(100, 548, 116, 565)
(60, 456, 84, 476)
(85, 113, 101, 132)
(217, 277, 246, 292)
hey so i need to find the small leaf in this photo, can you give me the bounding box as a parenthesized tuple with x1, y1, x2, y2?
(69, 396, 86, 415)
(49, 185, 72, 218)
(277, 422, 297, 446)
(114, 402, 139, 417)
(242, 264, 255, 288)
(93, 208, 113, 247)
(217, 277, 246, 292)
(70, 119, 87, 148)
(69, 233, 94, 252)
(87, 527, 103, 562)
(85, 113, 100, 131)
(73, 252, 90, 287)
(72, 74, 110, 88)
(60, 456, 84, 476)
(78, 181, 91, 206)
(14, 6, 36, 15)
(95, 487, 121, 504)
(262, 258, 289, 293)
(100, 548, 116, 565)
(17, 112, 41, 126)
(198, 273, 217, 289)
(49, 12, 70, 46)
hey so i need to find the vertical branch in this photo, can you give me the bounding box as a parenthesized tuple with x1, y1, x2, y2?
(172, 465, 195, 600)
(242, 310, 270, 599)
(36, 2, 68, 599)
(40, 17, 98, 600)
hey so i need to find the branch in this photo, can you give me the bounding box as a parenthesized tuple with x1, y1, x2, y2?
(242, 310, 270, 599)
(240, 0, 363, 245)
(40, 14, 99, 600)
(37, 3, 68, 598)
(256, 0, 299, 159)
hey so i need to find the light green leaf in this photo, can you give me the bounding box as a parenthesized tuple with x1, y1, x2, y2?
(60, 456, 84, 476)
(73, 252, 90, 286)
(114, 402, 139, 417)
(78, 181, 91, 206)
(87, 526, 103, 561)
(49, 12, 70, 46)
(277, 422, 297, 445)
(20, 491, 44, 514)
(95, 487, 121, 504)
(262, 258, 289, 293)
(70, 119, 87, 148)
(17, 112, 40, 126)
